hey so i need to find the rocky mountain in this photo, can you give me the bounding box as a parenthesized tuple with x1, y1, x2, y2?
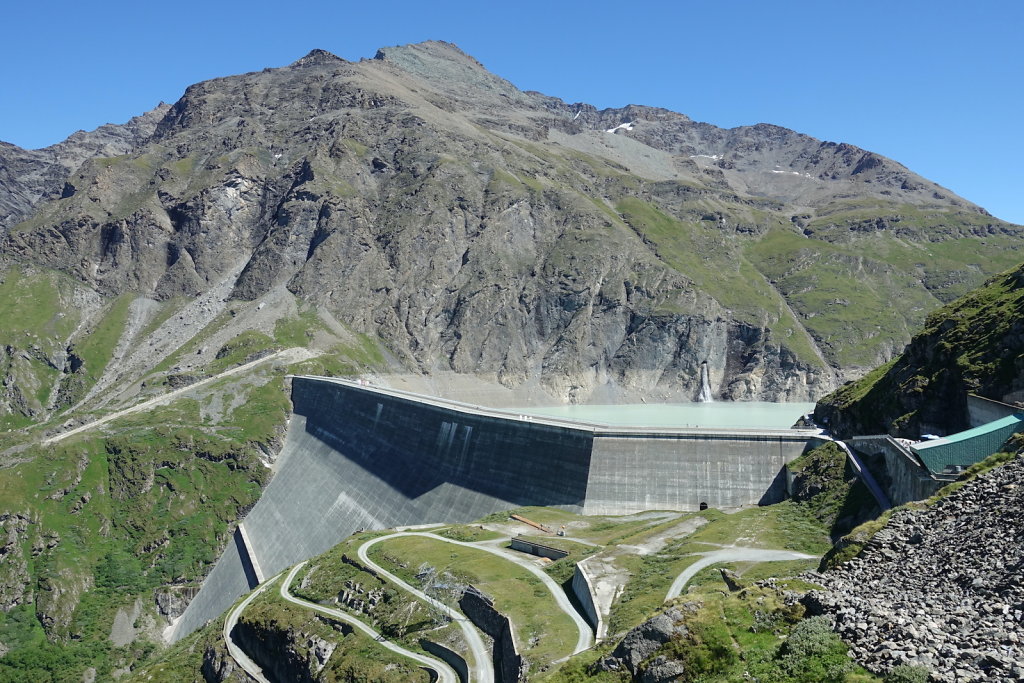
(1, 41, 1022, 424)
(0, 105, 169, 231)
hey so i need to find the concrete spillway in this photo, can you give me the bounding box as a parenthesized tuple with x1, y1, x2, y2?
(171, 376, 814, 640)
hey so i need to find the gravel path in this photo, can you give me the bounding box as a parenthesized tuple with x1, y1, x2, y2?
(44, 347, 316, 444)
(666, 547, 818, 600)
(415, 531, 594, 654)
(223, 574, 279, 683)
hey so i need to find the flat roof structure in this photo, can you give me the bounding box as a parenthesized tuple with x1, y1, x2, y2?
(911, 413, 1024, 474)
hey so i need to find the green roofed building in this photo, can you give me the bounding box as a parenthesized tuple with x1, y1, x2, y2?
(911, 413, 1024, 474)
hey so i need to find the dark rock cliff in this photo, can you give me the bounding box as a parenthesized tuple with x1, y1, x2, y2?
(459, 586, 527, 683)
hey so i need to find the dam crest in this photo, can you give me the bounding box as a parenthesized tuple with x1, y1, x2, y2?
(170, 375, 817, 640)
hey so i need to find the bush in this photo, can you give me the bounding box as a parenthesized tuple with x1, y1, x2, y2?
(772, 615, 855, 682)
(886, 664, 931, 683)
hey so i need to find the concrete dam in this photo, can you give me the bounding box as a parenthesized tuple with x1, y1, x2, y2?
(171, 376, 816, 640)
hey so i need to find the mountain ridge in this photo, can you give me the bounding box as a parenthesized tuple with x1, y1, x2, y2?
(0, 41, 1021, 423)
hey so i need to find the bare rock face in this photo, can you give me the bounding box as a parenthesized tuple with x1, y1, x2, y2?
(155, 585, 199, 620)
(0, 105, 170, 232)
(201, 642, 250, 682)
(594, 605, 692, 679)
(2, 42, 1022, 405)
(0, 512, 34, 610)
(35, 566, 93, 638)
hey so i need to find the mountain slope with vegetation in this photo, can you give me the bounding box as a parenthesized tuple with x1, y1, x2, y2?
(815, 262, 1024, 438)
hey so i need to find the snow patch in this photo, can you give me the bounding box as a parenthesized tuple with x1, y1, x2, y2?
(605, 121, 635, 133)
(690, 154, 722, 160)
(770, 169, 816, 180)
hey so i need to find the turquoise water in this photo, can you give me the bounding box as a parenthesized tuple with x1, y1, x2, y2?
(516, 402, 816, 429)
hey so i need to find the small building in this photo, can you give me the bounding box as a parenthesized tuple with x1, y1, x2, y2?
(910, 413, 1024, 474)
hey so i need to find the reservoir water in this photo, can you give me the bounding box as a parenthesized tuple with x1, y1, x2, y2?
(517, 402, 816, 430)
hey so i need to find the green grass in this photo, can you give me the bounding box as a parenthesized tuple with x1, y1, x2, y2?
(434, 525, 505, 543)
(0, 267, 78, 344)
(71, 294, 133, 382)
(244, 590, 433, 682)
(288, 534, 459, 650)
(683, 503, 832, 555)
(0, 363, 293, 680)
(787, 442, 880, 539)
(607, 503, 829, 636)
(817, 261, 1024, 436)
(566, 571, 881, 683)
(273, 308, 332, 348)
(370, 534, 580, 669)
(206, 330, 276, 373)
(614, 198, 826, 368)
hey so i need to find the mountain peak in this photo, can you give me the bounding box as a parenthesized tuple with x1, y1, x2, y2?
(371, 40, 523, 104)
(373, 39, 473, 63)
(290, 48, 345, 68)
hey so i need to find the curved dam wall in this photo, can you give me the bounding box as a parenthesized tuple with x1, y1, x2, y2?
(171, 376, 812, 640)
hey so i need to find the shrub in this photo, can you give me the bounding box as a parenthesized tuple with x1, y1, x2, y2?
(886, 664, 931, 683)
(772, 615, 855, 682)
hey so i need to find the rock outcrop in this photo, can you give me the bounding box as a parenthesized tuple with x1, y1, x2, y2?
(806, 454, 1024, 681)
(0, 512, 33, 611)
(592, 605, 691, 681)
(459, 586, 527, 683)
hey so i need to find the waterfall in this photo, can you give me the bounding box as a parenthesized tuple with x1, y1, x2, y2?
(697, 362, 713, 403)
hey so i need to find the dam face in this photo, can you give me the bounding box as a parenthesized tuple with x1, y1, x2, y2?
(172, 376, 813, 640)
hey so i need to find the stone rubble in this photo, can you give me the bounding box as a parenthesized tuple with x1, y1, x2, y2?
(806, 454, 1024, 681)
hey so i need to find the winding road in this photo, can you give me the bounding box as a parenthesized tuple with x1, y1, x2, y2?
(359, 533, 495, 683)
(221, 563, 459, 683)
(278, 563, 460, 683)
(665, 547, 818, 600)
(223, 574, 280, 683)
(415, 532, 593, 653)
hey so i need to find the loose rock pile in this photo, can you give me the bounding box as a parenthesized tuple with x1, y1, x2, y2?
(806, 454, 1024, 681)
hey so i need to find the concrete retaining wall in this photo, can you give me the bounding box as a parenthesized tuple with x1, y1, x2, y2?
(510, 537, 569, 560)
(967, 395, 1020, 428)
(848, 436, 944, 506)
(583, 432, 804, 514)
(459, 586, 526, 683)
(571, 563, 603, 640)
(420, 639, 469, 683)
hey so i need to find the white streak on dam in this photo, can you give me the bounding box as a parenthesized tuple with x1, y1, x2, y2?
(170, 376, 814, 640)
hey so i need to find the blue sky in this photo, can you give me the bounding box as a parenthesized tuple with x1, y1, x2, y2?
(3, 1, 1021, 223)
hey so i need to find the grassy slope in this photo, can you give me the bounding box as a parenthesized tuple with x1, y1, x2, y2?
(786, 442, 880, 541)
(173, 501, 837, 682)
(0, 371, 288, 680)
(369, 534, 580, 671)
(816, 261, 1024, 438)
(0, 289, 390, 682)
(0, 267, 82, 427)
